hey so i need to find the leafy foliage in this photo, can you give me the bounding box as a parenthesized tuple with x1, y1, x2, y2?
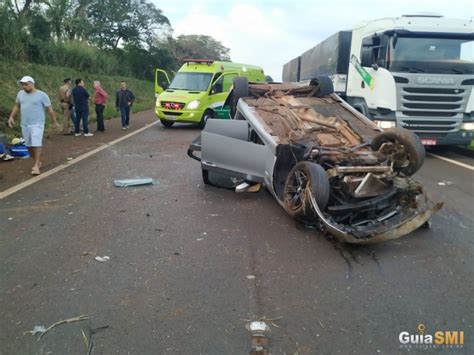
(0, 0, 232, 80)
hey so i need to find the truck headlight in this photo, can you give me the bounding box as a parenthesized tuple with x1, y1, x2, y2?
(187, 100, 200, 110)
(374, 120, 396, 129)
(461, 122, 474, 131)
(156, 98, 161, 107)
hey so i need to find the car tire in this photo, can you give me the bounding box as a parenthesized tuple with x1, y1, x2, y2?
(160, 119, 174, 128)
(309, 75, 334, 97)
(199, 110, 213, 129)
(231, 77, 249, 117)
(283, 162, 330, 221)
(371, 127, 425, 176)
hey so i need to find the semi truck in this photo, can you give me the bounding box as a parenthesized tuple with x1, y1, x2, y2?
(282, 13, 474, 146)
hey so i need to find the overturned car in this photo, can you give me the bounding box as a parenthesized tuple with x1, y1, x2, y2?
(188, 78, 442, 244)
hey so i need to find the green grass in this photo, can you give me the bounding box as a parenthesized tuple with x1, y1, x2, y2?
(0, 58, 155, 140)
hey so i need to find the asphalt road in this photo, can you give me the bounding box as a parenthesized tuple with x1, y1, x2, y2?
(1, 115, 473, 354)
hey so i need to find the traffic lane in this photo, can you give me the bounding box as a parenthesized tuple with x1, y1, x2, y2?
(428, 146, 474, 167)
(251, 155, 473, 353)
(416, 155, 474, 222)
(241, 205, 472, 351)
(0, 125, 263, 353)
(1, 124, 472, 353)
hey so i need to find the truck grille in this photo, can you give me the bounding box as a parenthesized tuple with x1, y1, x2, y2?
(398, 85, 468, 133)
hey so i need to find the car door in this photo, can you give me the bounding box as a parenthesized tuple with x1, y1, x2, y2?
(208, 72, 239, 110)
(155, 69, 170, 96)
(201, 119, 276, 184)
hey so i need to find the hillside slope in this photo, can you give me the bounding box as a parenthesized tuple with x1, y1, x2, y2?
(0, 59, 155, 138)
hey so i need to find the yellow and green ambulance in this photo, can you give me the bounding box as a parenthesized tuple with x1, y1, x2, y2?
(155, 59, 265, 128)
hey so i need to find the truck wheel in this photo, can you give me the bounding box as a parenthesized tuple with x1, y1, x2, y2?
(231, 77, 249, 117)
(310, 76, 334, 97)
(160, 119, 174, 128)
(283, 162, 330, 221)
(372, 127, 425, 176)
(199, 110, 213, 129)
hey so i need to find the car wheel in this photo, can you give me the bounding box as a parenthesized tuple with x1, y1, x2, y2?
(231, 77, 249, 117)
(160, 119, 174, 128)
(199, 110, 213, 129)
(309, 75, 334, 97)
(283, 162, 330, 221)
(372, 127, 425, 176)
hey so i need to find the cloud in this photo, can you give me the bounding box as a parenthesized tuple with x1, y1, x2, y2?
(171, 3, 315, 80)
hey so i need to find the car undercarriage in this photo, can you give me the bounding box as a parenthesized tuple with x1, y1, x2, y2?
(188, 79, 443, 243)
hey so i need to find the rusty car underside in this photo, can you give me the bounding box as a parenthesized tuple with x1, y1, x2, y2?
(240, 83, 442, 243)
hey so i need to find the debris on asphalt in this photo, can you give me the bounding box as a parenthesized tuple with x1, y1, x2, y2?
(8, 217, 13, 221)
(82, 325, 109, 355)
(247, 321, 269, 332)
(438, 180, 454, 186)
(113, 178, 154, 187)
(26, 325, 47, 335)
(246, 321, 270, 355)
(247, 275, 256, 280)
(24, 314, 91, 340)
(94, 256, 110, 262)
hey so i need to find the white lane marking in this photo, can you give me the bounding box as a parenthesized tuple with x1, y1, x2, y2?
(0, 121, 159, 200)
(428, 153, 474, 171)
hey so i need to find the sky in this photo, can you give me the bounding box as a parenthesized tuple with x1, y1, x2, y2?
(156, 0, 473, 80)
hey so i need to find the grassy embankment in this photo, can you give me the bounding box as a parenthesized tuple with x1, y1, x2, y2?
(0, 59, 155, 140)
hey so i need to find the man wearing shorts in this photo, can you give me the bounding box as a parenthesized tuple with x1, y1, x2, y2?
(8, 76, 59, 175)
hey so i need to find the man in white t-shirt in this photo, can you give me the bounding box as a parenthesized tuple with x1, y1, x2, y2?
(8, 76, 59, 175)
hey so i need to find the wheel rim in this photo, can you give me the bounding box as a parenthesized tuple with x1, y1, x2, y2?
(286, 169, 309, 211)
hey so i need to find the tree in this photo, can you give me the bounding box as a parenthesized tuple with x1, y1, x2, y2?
(171, 35, 231, 62)
(86, 0, 170, 49)
(44, 0, 69, 40)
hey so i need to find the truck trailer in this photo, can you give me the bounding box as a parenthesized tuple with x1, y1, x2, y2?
(282, 13, 474, 146)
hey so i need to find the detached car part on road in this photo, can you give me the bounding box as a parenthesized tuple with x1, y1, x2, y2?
(188, 78, 443, 244)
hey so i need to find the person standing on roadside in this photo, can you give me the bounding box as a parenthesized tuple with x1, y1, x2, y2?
(93, 80, 108, 133)
(115, 81, 135, 130)
(71, 78, 93, 137)
(59, 77, 74, 135)
(8, 76, 59, 175)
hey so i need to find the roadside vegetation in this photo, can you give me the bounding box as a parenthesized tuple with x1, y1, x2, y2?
(0, 0, 232, 139)
(0, 59, 154, 139)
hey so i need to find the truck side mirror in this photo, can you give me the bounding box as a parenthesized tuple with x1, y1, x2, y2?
(361, 47, 374, 67)
(161, 81, 169, 90)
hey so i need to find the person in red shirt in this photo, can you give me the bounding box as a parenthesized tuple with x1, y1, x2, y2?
(93, 80, 108, 133)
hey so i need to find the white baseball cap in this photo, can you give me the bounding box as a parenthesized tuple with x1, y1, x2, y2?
(19, 76, 35, 84)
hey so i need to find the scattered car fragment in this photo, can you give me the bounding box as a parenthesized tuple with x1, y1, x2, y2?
(113, 178, 154, 187)
(188, 78, 443, 244)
